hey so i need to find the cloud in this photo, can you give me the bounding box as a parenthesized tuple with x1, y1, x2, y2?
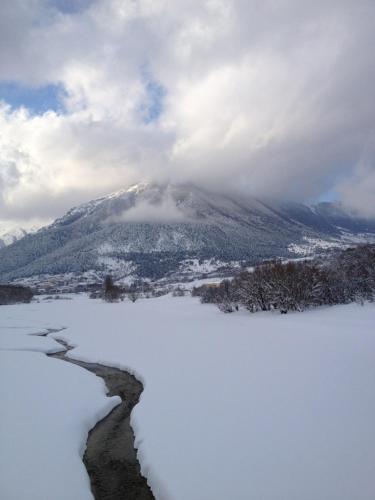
(111, 193, 188, 223)
(0, 0, 374, 224)
(337, 134, 375, 218)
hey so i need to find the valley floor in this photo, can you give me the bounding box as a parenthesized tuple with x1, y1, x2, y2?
(1, 295, 375, 500)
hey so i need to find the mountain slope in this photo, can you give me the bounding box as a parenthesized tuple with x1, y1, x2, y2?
(0, 183, 374, 282)
(0, 227, 29, 248)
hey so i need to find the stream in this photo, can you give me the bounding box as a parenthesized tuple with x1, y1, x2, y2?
(41, 330, 155, 500)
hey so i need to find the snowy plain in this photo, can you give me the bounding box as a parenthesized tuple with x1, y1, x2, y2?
(1, 294, 375, 500)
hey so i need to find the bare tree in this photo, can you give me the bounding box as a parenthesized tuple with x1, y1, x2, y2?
(103, 275, 121, 302)
(210, 245, 375, 315)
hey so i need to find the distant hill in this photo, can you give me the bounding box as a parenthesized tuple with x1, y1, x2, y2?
(1, 182, 374, 283)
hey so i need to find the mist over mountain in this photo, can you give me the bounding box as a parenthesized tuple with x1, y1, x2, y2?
(1, 182, 374, 284)
(0, 226, 37, 249)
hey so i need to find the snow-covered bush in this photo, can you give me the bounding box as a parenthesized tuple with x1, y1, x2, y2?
(211, 244, 375, 314)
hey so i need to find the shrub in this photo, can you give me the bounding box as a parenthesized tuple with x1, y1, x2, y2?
(0, 284, 33, 305)
(212, 244, 375, 314)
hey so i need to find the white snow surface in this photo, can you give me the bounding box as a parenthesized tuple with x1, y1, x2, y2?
(1, 295, 375, 500)
(0, 311, 120, 500)
(0, 331, 64, 353)
(0, 223, 41, 246)
(289, 233, 375, 256)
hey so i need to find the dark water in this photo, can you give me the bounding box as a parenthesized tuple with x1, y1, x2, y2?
(48, 337, 155, 500)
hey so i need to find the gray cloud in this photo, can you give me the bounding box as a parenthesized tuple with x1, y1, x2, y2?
(0, 0, 374, 226)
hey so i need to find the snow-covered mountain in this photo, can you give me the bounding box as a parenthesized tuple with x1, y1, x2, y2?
(0, 227, 32, 248)
(1, 182, 375, 283)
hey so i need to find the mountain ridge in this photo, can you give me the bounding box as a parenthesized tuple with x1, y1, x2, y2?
(1, 182, 375, 283)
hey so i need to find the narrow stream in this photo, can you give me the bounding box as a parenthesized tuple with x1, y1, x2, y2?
(43, 332, 155, 500)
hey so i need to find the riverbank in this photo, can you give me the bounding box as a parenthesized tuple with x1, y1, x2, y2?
(48, 338, 154, 500)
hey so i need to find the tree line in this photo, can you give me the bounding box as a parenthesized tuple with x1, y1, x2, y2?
(0, 284, 33, 305)
(192, 244, 375, 313)
(92, 275, 170, 302)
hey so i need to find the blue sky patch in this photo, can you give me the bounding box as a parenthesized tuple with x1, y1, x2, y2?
(138, 69, 166, 124)
(314, 188, 338, 203)
(0, 82, 65, 115)
(49, 0, 93, 14)
(144, 79, 166, 123)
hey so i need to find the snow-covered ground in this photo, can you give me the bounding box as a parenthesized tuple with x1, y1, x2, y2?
(0, 321, 120, 500)
(1, 295, 375, 500)
(288, 233, 375, 256)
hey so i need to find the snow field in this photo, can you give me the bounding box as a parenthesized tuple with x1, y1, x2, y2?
(1, 295, 375, 500)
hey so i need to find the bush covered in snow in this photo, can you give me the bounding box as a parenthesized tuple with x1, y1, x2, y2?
(193, 245, 375, 313)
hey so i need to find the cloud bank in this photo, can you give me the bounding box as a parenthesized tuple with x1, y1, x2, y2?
(0, 0, 375, 226)
(110, 194, 187, 224)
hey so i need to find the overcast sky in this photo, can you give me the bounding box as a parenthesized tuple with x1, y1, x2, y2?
(0, 0, 374, 228)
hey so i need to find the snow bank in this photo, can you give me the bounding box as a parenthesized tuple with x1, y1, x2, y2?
(0, 331, 64, 353)
(1, 296, 375, 500)
(0, 319, 120, 500)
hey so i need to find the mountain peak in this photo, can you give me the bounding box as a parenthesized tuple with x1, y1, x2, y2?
(0, 184, 375, 283)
